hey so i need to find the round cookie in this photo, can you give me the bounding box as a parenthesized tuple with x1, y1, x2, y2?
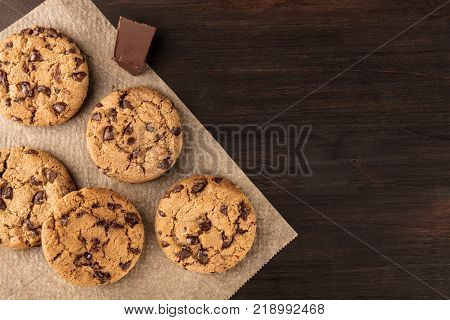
(0, 146, 75, 249)
(42, 188, 145, 286)
(155, 174, 257, 273)
(0, 26, 89, 126)
(86, 87, 183, 183)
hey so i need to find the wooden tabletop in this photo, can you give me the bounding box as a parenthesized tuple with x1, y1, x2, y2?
(1, 0, 450, 299)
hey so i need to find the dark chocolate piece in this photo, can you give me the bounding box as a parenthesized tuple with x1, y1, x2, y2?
(113, 17, 156, 76)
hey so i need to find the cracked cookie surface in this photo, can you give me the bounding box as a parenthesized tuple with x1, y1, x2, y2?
(0, 26, 89, 126)
(86, 87, 183, 183)
(155, 174, 257, 273)
(42, 187, 145, 286)
(0, 146, 75, 249)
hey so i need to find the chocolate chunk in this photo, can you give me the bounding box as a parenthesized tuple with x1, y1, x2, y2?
(20, 28, 33, 35)
(91, 202, 101, 208)
(5, 98, 11, 107)
(164, 184, 184, 198)
(113, 17, 156, 76)
(93, 271, 111, 284)
(60, 213, 70, 226)
(1, 186, 13, 200)
(46, 28, 60, 38)
(30, 176, 42, 186)
(118, 93, 133, 109)
(53, 64, 61, 83)
(123, 123, 133, 135)
(128, 247, 141, 255)
(158, 210, 166, 217)
(176, 247, 192, 260)
(161, 240, 170, 248)
(32, 190, 45, 204)
(36, 85, 51, 96)
(198, 218, 211, 232)
(157, 158, 172, 170)
(195, 249, 209, 265)
(103, 126, 114, 141)
(34, 27, 44, 36)
(43, 168, 57, 183)
(96, 220, 110, 231)
(111, 222, 124, 229)
(53, 102, 67, 115)
(238, 201, 250, 220)
(171, 127, 182, 136)
(127, 137, 136, 145)
(221, 232, 233, 249)
(108, 109, 117, 122)
(95, 103, 103, 108)
(19, 82, 33, 97)
(65, 47, 77, 55)
(84, 252, 93, 260)
(119, 261, 131, 271)
(71, 72, 87, 82)
(74, 57, 84, 69)
(219, 204, 228, 214)
(91, 112, 102, 121)
(5, 42, 13, 49)
(191, 181, 207, 194)
(186, 235, 200, 245)
(107, 203, 121, 210)
(29, 49, 42, 62)
(0, 199, 6, 210)
(212, 177, 223, 183)
(125, 212, 140, 227)
(145, 123, 155, 132)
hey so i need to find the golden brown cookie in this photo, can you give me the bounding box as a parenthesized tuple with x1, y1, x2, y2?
(155, 174, 257, 273)
(42, 188, 145, 286)
(0, 146, 75, 249)
(86, 87, 183, 183)
(0, 26, 89, 126)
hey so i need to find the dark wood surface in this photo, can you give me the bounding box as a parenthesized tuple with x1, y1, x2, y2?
(1, 0, 450, 299)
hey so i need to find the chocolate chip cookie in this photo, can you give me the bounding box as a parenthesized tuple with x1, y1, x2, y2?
(155, 174, 257, 273)
(86, 86, 182, 183)
(0, 146, 75, 249)
(42, 188, 145, 286)
(0, 26, 89, 126)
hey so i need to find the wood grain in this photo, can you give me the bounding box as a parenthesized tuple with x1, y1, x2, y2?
(1, 0, 449, 299)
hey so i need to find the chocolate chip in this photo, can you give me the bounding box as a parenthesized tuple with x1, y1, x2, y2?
(29, 49, 42, 62)
(107, 203, 121, 210)
(91, 202, 100, 208)
(161, 240, 170, 248)
(19, 82, 33, 97)
(186, 235, 200, 245)
(221, 232, 233, 249)
(36, 85, 51, 96)
(84, 252, 93, 260)
(212, 177, 223, 183)
(5, 42, 12, 49)
(158, 210, 166, 217)
(25, 149, 38, 155)
(0, 199, 6, 210)
(119, 261, 131, 271)
(11, 116, 23, 122)
(195, 249, 209, 265)
(96, 220, 110, 231)
(20, 28, 33, 35)
(145, 123, 155, 132)
(125, 212, 140, 227)
(34, 27, 44, 36)
(171, 127, 182, 136)
(43, 168, 57, 183)
(164, 184, 184, 198)
(128, 247, 141, 255)
(30, 176, 42, 186)
(95, 103, 103, 108)
(238, 201, 250, 220)
(53, 64, 61, 83)
(46, 28, 60, 38)
(53, 102, 67, 115)
(176, 247, 192, 260)
(219, 204, 228, 214)
(118, 92, 132, 109)
(93, 271, 111, 284)
(5, 98, 11, 107)
(91, 112, 102, 121)
(32, 190, 45, 204)
(65, 47, 77, 54)
(60, 213, 70, 226)
(191, 181, 207, 194)
(127, 137, 136, 145)
(108, 109, 117, 122)
(1, 186, 13, 200)
(198, 218, 211, 232)
(111, 222, 124, 229)
(74, 57, 84, 69)
(157, 158, 172, 170)
(103, 126, 114, 141)
(71, 72, 87, 82)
